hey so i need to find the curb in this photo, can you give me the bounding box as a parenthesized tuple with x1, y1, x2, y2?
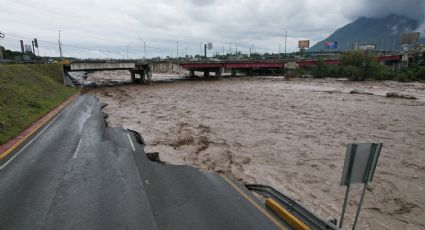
(0, 91, 80, 162)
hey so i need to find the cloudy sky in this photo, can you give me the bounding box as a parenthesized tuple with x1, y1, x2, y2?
(0, 0, 424, 58)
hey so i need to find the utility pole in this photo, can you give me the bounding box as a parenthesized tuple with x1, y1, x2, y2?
(176, 40, 179, 58)
(126, 42, 131, 59)
(144, 41, 146, 59)
(279, 43, 281, 59)
(58, 30, 63, 60)
(185, 46, 189, 57)
(381, 38, 384, 52)
(138, 37, 147, 59)
(284, 30, 287, 55)
(229, 43, 232, 54)
(0, 31, 4, 61)
(235, 43, 238, 54)
(392, 38, 396, 51)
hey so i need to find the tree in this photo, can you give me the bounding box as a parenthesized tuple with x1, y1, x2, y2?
(340, 51, 379, 81)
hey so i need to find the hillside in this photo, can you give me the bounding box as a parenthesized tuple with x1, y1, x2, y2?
(309, 14, 425, 52)
(0, 64, 77, 144)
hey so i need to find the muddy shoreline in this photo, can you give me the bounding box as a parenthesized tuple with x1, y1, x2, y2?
(90, 75, 425, 230)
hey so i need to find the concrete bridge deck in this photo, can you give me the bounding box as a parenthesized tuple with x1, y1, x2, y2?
(63, 62, 152, 85)
(68, 62, 137, 71)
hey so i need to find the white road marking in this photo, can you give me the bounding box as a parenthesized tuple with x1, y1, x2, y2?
(0, 103, 71, 170)
(127, 133, 136, 151)
(73, 138, 83, 159)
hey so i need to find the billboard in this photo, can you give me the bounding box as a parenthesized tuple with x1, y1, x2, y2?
(358, 44, 376, 51)
(298, 40, 310, 49)
(324, 41, 338, 49)
(400, 32, 420, 44)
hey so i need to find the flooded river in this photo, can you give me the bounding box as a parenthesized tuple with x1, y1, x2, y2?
(90, 73, 425, 230)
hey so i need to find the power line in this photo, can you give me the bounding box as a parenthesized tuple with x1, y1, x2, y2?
(2, 30, 273, 58)
(3, 32, 122, 54)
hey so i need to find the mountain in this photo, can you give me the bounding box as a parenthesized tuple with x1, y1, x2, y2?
(309, 14, 425, 52)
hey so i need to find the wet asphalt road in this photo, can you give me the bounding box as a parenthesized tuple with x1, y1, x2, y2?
(0, 94, 285, 230)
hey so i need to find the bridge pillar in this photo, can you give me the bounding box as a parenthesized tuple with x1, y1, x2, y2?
(231, 69, 236, 77)
(203, 71, 210, 78)
(131, 71, 136, 83)
(140, 70, 146, 84)
(146, 70, 152, 83)
(189, 70, 195, 78)
(215, 68, 223, 78)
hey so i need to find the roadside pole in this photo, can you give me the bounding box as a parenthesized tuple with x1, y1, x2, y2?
(339, 143, 382, 230)
(0, 31, 4, 61)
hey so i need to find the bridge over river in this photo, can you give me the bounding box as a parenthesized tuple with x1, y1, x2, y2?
(63, 61, 152, 85)
(180, 54, 405, 77)
(63, 54, 406, 85)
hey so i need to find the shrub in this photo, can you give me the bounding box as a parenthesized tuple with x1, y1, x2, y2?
(414, 67, 425, 80)
(340, 51, 380, 81)
(311, 59, 329, 77)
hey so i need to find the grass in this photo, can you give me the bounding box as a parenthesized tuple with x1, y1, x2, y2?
(0, 64, 77, 144)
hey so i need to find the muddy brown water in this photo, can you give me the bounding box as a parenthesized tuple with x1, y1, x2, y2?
(89, 73, 425, 230)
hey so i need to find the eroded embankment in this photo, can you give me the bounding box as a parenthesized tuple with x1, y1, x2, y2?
(91, 77, 425, 230)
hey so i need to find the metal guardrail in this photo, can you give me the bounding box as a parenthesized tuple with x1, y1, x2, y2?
(246, 184, 340, 230)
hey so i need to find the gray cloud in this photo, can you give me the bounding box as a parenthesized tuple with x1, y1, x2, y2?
(342, 0, 425, 22)
(0, 0, 423, 58)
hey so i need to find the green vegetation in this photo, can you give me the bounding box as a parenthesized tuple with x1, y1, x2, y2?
(0, 64, 77, 144)
(309, 51, 425, 82)
(1, 48, 41, 61)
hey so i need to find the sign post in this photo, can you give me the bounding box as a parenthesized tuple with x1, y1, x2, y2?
(298, 40, 310, 57)
(204, 42, 212, 58)
(324, 41, 338, 57)
(339, 143, 382, 230)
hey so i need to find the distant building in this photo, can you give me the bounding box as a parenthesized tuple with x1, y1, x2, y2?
(415, 44, 425, 53)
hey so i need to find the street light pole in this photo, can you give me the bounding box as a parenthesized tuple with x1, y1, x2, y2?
(58, 30, 63, 60)
(126, 42, 131, 60)
(138, 37, 147, 59)
(143, 41, 146, 59)
(284, 29, 287, 55)
(185, 46, 189, 57)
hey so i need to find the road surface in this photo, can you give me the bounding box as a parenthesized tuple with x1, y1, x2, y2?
(0, 94, 286, 230)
